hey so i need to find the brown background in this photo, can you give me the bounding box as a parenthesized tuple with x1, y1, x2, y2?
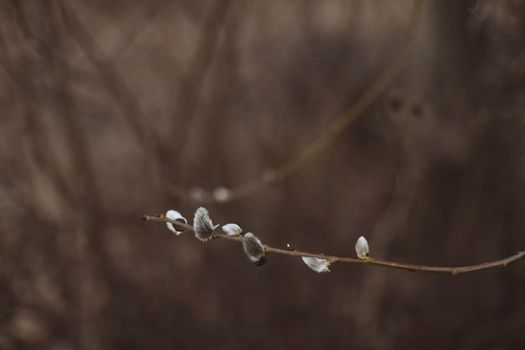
(1, 0, 524, 349)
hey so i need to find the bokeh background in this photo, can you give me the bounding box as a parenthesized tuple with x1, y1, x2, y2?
(1, 0, 525, 349)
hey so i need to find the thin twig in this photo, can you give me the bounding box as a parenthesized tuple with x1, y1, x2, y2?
(168, 0, 425, 204)
(57, 0, 153, 155)
(143, 214, 525, 275)
(108, 0, 172, 65)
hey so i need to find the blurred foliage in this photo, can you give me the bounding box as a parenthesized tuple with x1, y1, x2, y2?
(0, 0, 525, 349)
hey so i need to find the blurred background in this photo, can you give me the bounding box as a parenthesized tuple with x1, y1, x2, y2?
(1, 0, 525, 349)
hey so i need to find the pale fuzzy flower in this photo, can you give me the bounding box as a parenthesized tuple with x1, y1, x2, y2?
(190, 187, 209, 202)
(213, 187, 232, 202)
(193, 207, 217, 241)
(355, 236, 369, 259)
(222, 223, 242, 236)
(242, 232, 265, 265)
(301, 257, 331, 273)
(165, 210, 187, 235)
(261, 169, 276, 183)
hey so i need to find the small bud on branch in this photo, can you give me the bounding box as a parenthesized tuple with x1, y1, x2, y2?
(222, 223, 242, 236)
(355, 236, 369, 259)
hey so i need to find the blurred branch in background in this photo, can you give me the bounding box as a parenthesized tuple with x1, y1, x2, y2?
(108, 0, 173, 65)
(167, 0, 424, 205)
(58, 0, 154, 155)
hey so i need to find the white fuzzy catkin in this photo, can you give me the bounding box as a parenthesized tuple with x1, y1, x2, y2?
(222, 223, 242, 236)
(190, 187, 209, 202)
(213, 187, 232, 202)
(165, 210, 187, 235)
(193, 207, 216, 241)
(355, 236, 369, 259)
(301, 257, 331, 273)
(242, 232, 265, 264)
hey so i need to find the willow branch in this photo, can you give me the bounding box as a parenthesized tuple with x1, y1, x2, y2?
(143, 214, 525, 275)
